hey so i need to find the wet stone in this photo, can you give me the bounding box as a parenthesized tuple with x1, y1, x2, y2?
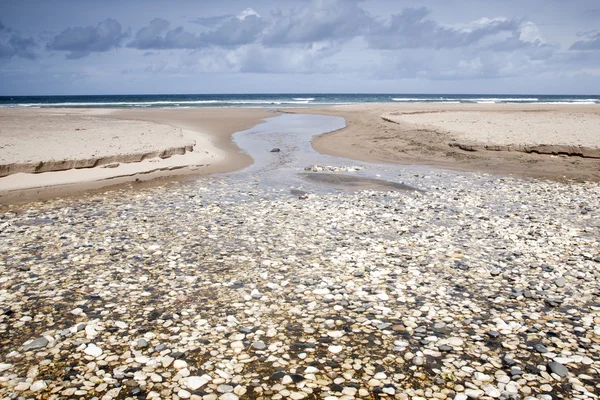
(23, 337, 49, 351)
(269, 371, 286, 381)
(548, 362, 569, 378)
(534, 343, 548, 353)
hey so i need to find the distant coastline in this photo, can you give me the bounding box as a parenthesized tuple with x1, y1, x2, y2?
(1, 93, 599, 108)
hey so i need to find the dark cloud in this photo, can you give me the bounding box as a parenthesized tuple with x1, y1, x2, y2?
(129, 11, 265, 50)
(570, 32, 600, 50)
(127, 19, 189, 50)
(47, 18, 127, 59)
(367, 7, 520, 50)
(0, 20, 37, 59)
(262, 0, 371, 46)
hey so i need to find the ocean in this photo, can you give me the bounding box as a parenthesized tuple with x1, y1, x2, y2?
(0, 93, 598, 108)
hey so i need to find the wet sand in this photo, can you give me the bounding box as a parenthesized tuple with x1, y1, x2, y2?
(286, 103, 600, 182)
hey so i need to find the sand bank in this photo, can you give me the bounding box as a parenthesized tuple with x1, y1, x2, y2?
(290, 103, 600, 182)
(0, 108, 273, 203)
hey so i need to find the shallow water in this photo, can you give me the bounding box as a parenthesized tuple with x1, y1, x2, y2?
(228, 113, 431, 195)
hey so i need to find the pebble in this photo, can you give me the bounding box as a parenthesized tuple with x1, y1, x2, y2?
(83, 344, 103, 357)
(184, 375, 211, 391)
(219, 394, 239, 400)
(328, 345, 343, 354)
(554, 277, 566, 287)
(0, 164, 598, 400)
(548, 362, 569, 378)
(23, 337, 49, 351)
(217, 384, 234, 393)
(173, 360, 188, 369)
(447, 337, 464, 347)
(252, 341, 266, 350)
(30, 380, 47, 392)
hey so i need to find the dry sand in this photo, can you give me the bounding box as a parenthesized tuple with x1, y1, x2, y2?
(289, 103, 600, 182)
(0, 108, 273, 203)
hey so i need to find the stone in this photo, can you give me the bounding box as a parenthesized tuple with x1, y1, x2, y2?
(270, 148, 281, 153)
(447, 337, 464, 347)
(554, 277, 566, 288)
(252, 341, 266, 350)
(328, 345, 343, 354)
(137, 338, 149, 348)
(217, 384, 234, 393)
(548, 362, 569, 378)
(464, 389, 484, 398)
(0, 363, 13, 372)
(115, 321, 127, 329)
(184, 375, 211, 391)
(84, 344, 103, 357)
(30, 380, 47, 392)
(534, 343, 548, 353)
(23, 337, 49, 351)
(483, 384, 501, 398)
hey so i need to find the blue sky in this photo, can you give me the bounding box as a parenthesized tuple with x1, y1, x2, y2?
(1, 0, 599, 95)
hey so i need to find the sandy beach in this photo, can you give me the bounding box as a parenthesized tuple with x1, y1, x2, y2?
(294, 103, 600, 182)
(0, 108, 273, 203)
(2, 104, 600, 203)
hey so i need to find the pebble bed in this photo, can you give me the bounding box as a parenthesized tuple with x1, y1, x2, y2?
(0, 168, 599, 400)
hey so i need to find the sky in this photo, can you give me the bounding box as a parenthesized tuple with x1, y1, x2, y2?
(1, 0, 599, 95)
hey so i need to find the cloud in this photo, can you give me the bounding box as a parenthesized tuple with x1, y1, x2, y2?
(47, 18, 127, 59)
(0, 20, 37, 59)
(191, 15, 232, 28)
(128, 18, 200, 49)
(129, 9, 266, 50)
(261, 0, 371, 46)
(367, 7, 520, 50)
(203, 9, 266, 46)
(232, 42, 340, 73)
(570, 31, 600, 50)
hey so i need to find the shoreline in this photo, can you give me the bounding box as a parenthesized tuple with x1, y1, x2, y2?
(285, 103, 600, 183)
(0, 108, 274, 204)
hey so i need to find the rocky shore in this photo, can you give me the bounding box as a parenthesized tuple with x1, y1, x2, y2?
(0, 168, 598, 399)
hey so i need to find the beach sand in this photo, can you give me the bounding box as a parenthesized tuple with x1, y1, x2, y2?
(2, 104, 600, 204)
(0, 108, 273, 203)
(292, 103, 600, 182)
